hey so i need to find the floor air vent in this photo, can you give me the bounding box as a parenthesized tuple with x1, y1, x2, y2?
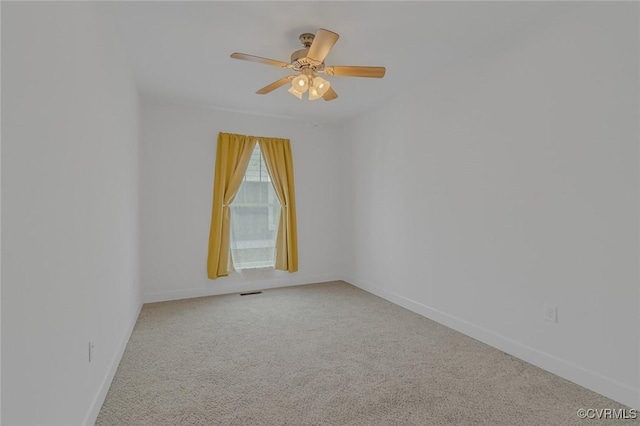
(239, 291, 263, 296)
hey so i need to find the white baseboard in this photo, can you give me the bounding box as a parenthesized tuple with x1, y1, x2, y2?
(143, 274, 340, 304)
(344, 276, 639, 409)
(82, 301, 143, 426)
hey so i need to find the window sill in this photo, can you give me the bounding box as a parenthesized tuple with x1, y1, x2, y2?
(237, 265, 275, 272)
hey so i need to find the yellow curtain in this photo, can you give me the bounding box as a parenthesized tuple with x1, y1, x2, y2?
(258, 138, 298, 272)
(207, 133, 256, 278)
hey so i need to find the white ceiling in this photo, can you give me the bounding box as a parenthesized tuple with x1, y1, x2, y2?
(110, 1, 577, 123)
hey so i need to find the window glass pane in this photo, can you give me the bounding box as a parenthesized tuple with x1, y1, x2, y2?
(230, 144, 279, 269)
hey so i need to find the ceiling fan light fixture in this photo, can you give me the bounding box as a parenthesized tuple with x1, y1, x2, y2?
(308, 86, 321, 101)
(313, 76, 330, 96)
(292, 74, 309, 93)
(307, 76, 330, 101)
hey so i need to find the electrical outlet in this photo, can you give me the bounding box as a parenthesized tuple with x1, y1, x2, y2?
(543, 304, 558, 323)
(89, 340, 95, 363)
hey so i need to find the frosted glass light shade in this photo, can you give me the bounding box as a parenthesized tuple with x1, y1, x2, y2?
(308, 87, 321, 101)
(314, 76, 330, 96)
(292, 75, 309, 93)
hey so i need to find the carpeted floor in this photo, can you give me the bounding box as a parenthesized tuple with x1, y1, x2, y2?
(96, 281, 635, 425)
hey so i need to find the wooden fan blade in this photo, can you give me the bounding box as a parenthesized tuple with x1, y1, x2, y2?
(324, 66, 386, 78)
(231, 53, 290, 68)
(307, 29, 339, 63)
(323, 87, 338, 101)
(256, 76, 295, 94)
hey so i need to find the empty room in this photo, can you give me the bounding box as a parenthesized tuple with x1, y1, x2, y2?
(2, 1, 639, 425)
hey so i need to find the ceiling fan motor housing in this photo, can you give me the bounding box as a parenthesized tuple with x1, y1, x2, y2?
(291, 49, 323, 70)
(291, 48, 309, 65)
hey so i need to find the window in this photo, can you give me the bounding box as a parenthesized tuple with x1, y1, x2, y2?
(207, 132, 297, 279)
(229, 144, 280, 269)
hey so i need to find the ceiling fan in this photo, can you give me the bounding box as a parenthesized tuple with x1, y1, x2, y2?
(231, 29, 386, 102)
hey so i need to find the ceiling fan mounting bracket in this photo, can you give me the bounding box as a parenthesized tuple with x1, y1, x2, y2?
(299, 33, 315, 48)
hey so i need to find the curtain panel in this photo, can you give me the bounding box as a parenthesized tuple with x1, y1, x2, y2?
(207, 132, 298, 279)
(258, 138, 298, 272)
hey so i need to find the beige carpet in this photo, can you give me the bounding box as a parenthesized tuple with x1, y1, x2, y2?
(96, 281, 635, 425)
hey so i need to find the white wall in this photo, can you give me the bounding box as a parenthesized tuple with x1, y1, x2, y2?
(341, 3, 639, 407)
(139, 99, 344, 302)
(2, 3, 141, 425)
